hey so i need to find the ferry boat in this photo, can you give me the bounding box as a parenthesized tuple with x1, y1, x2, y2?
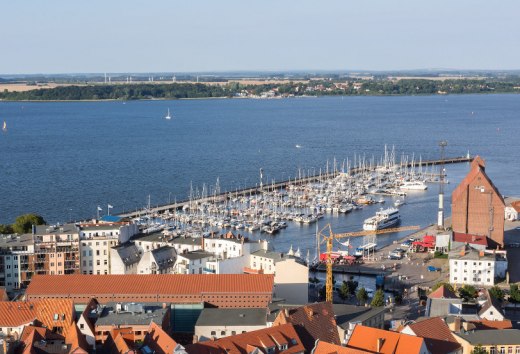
(354, 243, 377, 257)
(363, 207, 400, 231)
(400, 180, 427, 190)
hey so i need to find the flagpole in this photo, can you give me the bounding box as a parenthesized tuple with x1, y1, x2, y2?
(108, 204, 110, 216)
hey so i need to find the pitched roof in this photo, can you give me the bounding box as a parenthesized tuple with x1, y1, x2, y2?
(66, 322, 90, 354)
(33, 298, 75, 338)
(406, 317, 461, 354)
(454, 329, 520, 345)
(186, 323, 304, 354)
(428, 285, 458, 299)
(469, 320, 512, 330)
(451, 158, 504, 207)
(26, 274, 274, 297)
(313, 341, 370, 354)
(478, 289, 504, 318)
(273, 302, 340, 353)
(18, 326, 66, 354)
(347, 325, 425, 354)
(510, 201, 520, 213)
(143, 322, 180, 354)
(0, 302, 37, 327)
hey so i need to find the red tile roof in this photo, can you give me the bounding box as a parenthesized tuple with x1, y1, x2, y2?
(26, 274, 274, 297)
(313, 341, 370, 354)
(18, 326, 66, 354)
(186, 323, 304, 354)
(510, 201, 520, 213)
(32, 298, 75, 338)
(143, 322, 179, 354)
(273, 302, 340, 353)
(452, 233, 489, 246)
(0, 302, 37, 327)
(347, 325, 425, 354)
(406, 317, 461, 354)
(428, 285, 458, 299)
(66, 322, 90, 354)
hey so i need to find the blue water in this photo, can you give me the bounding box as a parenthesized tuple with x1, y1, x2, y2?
(1, 95, 519, 257)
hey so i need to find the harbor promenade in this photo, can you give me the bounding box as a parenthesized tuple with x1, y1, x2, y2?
(118, 156, 472, 219)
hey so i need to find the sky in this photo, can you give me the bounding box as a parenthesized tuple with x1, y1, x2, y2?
(1, 0, 519, 74)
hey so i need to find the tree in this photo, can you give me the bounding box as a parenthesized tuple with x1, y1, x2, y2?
(431, 282, 454, 293)
(471, 344, 487, 354)
(510, 284, 520, 303)
(12, 213, 46, 234)
(346, 280, 359, 295)
(371, 289, 385, 307)
(458, 285, 477, 302)
(489, 286, 504, 302)
(0, 224, 14, 234)
(339, 282, 350, 302)
(356, 287, 369, 305)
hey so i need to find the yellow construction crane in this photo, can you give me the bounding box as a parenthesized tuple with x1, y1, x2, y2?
(317, 224, 421, 303)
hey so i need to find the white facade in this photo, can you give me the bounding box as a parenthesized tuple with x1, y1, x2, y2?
(273, 258, 308, 304)
(449, 249, 507, 286)
(175, 252, 213, 274)
(505, 206, 519, 221)
(137, 246, 177, 274)
(1, 254, 22, 291)
(80, 238, 118, 275)
(109, 244, 141, 275)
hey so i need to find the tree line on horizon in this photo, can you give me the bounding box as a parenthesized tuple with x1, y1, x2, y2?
(0, 78, 519, 100)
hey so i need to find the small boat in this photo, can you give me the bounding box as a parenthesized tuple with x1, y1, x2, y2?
(400, 180, 427, 190)
(394, 199, 405, 207)
(295, 144, 302, 148)
(2, 120, 6, 132)
(165, 108, 172, 120)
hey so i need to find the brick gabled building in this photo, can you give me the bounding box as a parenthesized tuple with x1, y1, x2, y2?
(451, 156, 505, 246)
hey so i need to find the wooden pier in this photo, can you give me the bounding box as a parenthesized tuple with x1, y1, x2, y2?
(118, 156, 472, 218)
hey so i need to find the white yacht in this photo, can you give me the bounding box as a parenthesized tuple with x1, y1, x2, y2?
(165, 108, 172, 120)
(400, 180, 427, 190)
(363, 207, 400, 231)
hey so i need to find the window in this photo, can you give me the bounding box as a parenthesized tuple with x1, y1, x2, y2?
(80, 324, 84, 329)
(231, 331, 236, 335)
(211, 331, 216, 336)
(515, 346, 520, 354)
(500, 347, 505, 354)
(221, 331, 226, 335)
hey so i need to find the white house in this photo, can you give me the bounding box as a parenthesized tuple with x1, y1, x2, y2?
(449, 245, 508, 286)
(137, 245, 177, 274)
(175, 250, 214, 274)
(505, 201, 520, 221)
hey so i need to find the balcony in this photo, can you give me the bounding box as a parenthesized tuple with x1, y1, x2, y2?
(203, 267, 216, 274)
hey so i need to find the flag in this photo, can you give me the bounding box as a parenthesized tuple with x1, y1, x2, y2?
(97, 206, 102, 211)
(108, 204, 113, 209)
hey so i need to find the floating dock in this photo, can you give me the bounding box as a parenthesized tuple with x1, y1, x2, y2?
(118, 156, 472, 218)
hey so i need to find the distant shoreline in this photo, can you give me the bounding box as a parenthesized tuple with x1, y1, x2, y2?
(1, 91, 519, 103)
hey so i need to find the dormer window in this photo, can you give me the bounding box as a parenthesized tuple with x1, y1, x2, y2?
(53, 314, 59, 320)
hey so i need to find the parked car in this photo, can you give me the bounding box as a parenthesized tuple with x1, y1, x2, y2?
(427, 265, 441, 272)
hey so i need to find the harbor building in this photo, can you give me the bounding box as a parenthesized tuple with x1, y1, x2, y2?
(451, 156, 505, 246)
(78, 221, 138, 275)
(449, 245, 507, 286)
(25, 274, 275, 308)
(0, 224, 80, 291)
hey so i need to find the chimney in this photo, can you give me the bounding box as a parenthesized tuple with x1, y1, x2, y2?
(376, 338, 384, 352)
(192, 335, 199, 344)
(201, 237, 205, 250)
(479, 250, 485, 257)
(284, 308, 289, 317)
(162, 303, 167, 309)
(449, 317, 462, 332)
(460, 249, 465, 256)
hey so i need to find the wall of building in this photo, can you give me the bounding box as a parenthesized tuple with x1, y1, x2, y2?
(274, 259, 308, 304)
(449, 258, 496, 286)
(195, 323, 267, 342)
(451, 172, 505, 246)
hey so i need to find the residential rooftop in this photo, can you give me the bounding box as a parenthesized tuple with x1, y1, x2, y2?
(196, 308, 267, 327)
(96, 302, 169, 327)
(455, 329, 520, 345)
(332, 304, 386, 330)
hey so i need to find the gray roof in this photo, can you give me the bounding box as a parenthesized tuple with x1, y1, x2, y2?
(113, 243, 142, 265)
(34, 223, 78, 235)
(96, 302, 169, 326)
(81, 225, 121, 231)
(456, 329, 520, 345)
(0, 233, 34, 248)
(151, 246, 177, 260)
(332, 304, 386, 329)
(196, 308, 267, 327)
(425, 297, 462, 318)
(178, 250, 213, 260)
(170, 236, 202, 246)
(133, 231, 170, 243)
(449, 245, 497, 261)
(251, 249, 284, 262)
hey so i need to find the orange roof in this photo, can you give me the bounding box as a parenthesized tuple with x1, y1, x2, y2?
(273, 302, 340, 352)
(18, 326, 65, 354)
(187, 323, 305, 354)
(27, 274, 274, 297)
(406, 317, 461, 354)
(66, 322, 90, 354)
(428, 285, 458, 299)
(313, 341, 370, 354)
(511, 201, 520, 213)
(347, 325, 425, 354)
(0, 302, 37, 327)
(469, 320, 513, 330)
(32, 298, 75, 338)
(144, 322, 179, 354)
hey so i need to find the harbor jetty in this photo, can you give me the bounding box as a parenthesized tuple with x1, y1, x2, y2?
(118, 156, 472, 219)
